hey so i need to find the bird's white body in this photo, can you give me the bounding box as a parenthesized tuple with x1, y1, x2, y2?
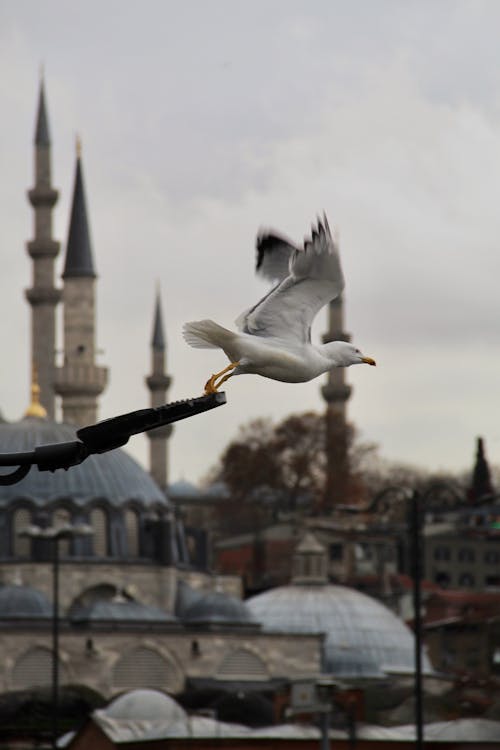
(183, 216, 375, 392)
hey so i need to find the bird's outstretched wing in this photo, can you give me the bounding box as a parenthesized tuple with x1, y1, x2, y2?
(236, 216, 344, 344)
(255, 232, 297, 283)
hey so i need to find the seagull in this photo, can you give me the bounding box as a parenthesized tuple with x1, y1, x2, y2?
(183, 215, 376, 395)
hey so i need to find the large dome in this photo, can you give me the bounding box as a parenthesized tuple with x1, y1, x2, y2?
(0, 417, 167, 507)
(247, 583, 432, 679)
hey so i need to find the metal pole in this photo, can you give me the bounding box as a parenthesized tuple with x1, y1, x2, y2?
(320, 709, 330, 750)
(410, 491, 424, 749)
(52, 537, 59, 749)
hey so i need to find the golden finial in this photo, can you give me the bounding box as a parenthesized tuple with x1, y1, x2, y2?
(24, 364, 47, 419)
(76, 133, 82, 158)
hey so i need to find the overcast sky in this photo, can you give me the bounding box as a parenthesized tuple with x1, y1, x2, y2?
(2, 0, 500, 483)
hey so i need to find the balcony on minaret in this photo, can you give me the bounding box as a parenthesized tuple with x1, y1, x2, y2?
(27, 185, 58, 208)
(321, 381, 352, 404)
(54, 362, 108, 397)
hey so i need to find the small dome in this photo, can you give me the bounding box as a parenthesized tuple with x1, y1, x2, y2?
(247, 583, 431, 679)
(70, 598, 176, 623)
(105, 689, 186, 721)
(184, 590, 256, 626)
(167, 480, 201, 500)
(0, 583, 51, 618)
(0, 417, 168, 507)
(175, 580, 206, 619)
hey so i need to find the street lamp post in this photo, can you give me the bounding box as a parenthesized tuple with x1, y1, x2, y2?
(316, 678, 337, 750)
(337, 483, 462, 750)
(19, 523, 93, 749)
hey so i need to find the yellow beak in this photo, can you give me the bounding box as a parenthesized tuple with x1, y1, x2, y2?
(362, 357, 376, 366)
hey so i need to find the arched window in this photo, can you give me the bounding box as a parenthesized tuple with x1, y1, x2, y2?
(12, 508, 31, 558)
(12, 647, 66, 688)
(125, 509, 139, 558)
(217, 649, 268, 680)
(113, 647, 170, 689)
(52, 507, 71, 557)
(90, 508, 108, 557)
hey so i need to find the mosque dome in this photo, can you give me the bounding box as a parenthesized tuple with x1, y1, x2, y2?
(104, 688, 186, 722)
(0, 417, 167, 507)
(0, 583, 51, 618)
(70, 597, 177, 623)
(183, 589, 257, 627)
(246, 533, 432, 679)
(168, 480, 201, 500)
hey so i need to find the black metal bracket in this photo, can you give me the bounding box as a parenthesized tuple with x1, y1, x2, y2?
(0, 392, 226, 485)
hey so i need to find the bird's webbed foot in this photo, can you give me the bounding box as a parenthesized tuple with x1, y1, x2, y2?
(203, 361, 239, 395)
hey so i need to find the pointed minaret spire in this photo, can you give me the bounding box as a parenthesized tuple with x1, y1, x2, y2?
(54, 144, 107, 426)
(146, 286, 173, 490)
(468, 437, 494, 504)
(35, 77, 50, 146)
(151, 286, 166, 350)
(25, 74, 61, 420)
(321, 289, 352, 510)
(62, 138, 96, 279)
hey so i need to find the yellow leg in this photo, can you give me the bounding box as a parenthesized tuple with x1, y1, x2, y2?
(204, 362, 239, 395)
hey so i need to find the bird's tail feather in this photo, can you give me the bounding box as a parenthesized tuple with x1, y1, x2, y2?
(183, 320, 235, 350)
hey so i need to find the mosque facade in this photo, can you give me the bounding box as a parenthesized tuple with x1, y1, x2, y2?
(0, 78, 325, 700)
(0, 78, 427, 712)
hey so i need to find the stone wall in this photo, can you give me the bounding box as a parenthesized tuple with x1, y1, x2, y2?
(0, 626, 322, 697)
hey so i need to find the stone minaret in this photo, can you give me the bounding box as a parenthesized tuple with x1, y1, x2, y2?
(321, 295, 352, 509)
(54, 141, 107, 426)
(145, 289, 172, 490)
(25, 77, 61, 419)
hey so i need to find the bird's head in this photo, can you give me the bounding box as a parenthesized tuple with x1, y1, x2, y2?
(322, 341, 376, 368)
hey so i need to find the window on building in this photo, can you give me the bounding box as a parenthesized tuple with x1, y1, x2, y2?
(90, 508, 108, 557)
(113, 647, 170, 689)
(217, 649, 268, 679)
(52, 507, 71, 557)
(434, 546, 451, 561)
(125, 509, 139, 557)
(12, 508, 31, 557)
(329, 543, 343, 561)
(458, 572, 475, 587)
(458, 548, 475, 563)
(435, 572, 451, 587)
(485, 550, 500, 565)
(12, 647, 67, 689)
(492, 647, 500, 674)
(485, 575, 500, 588)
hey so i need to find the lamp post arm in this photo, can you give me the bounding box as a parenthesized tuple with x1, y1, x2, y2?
(0, 393, 226, 485)
(336, 486, 412, 516)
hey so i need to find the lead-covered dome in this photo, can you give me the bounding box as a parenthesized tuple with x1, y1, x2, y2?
(0, 583, 51, 618)
(70, 598, 177, 623)
(184, 589, 257, 627)
(104, 689, 186, 721)
(0, 417, 167, 507)
(247, 583, 428, 678)
(246, 533, 432, 679)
